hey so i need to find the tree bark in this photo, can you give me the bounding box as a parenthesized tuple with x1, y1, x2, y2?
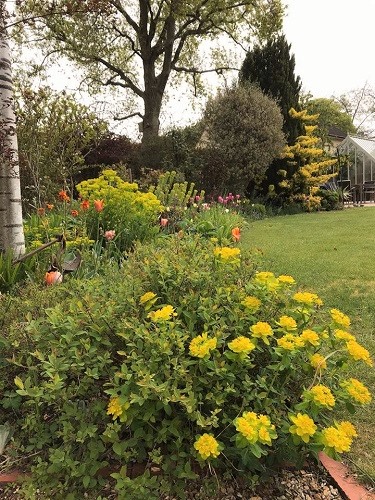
(0, 2, 25, 257)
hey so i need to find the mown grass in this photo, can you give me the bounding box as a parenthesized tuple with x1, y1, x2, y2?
(242, 207, 375, 483)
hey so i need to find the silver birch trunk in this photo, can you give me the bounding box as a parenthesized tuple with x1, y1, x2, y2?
(0, 1, 25, 257)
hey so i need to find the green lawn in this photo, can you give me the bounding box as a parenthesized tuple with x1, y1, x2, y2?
(242, 207, 375, 483)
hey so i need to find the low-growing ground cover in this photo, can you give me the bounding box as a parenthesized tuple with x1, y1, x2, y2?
(243, 207, 375, 482)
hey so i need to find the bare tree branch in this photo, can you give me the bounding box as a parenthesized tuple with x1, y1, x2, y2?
(113, 111, 143, 121)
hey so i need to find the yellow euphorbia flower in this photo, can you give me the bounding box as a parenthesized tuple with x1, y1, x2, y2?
(278, 315, 297, 331)
(250, 322, 273, 345)
(300, 329, 320, 346)
(310, 354, 327, 370)
(189, 333, 217, 358)
(309, 385, 335, 408)
(289, 413, 317, 443)
(330, 308, 351, 328)
(321, 426, 352, 453)
(228, 336, 255, 354)
(241, 295, 261, 312)
(341, 378, 372, 404)
(194, 434, 220, 460)
(147, 305, 177, 322)
(293, 292, 323, 306)
(346, 340, 373, 366)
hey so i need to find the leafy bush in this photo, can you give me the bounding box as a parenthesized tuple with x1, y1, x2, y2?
(76, 169, 162, 252)
(318, 188, 341, 211)
(180, 204, 245, 243)
(202, 83, 286, 193)
(1, 235, 372, 498)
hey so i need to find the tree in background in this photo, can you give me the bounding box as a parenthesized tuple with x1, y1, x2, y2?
(16, 85, 107, 210)
(333, 83, 375, 138)
(279, 108, 337, 211)
(0, 1, 25, 256)
(202, 83, 285, 193)
(239, 34, 302, 195)
(304, 96, 356, 148)
(15, 0, 284, 150)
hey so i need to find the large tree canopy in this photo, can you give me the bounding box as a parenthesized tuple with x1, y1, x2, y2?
(304, 97, 356, 148)
(239, 33, 302, 196)
(240, 34, 301, 144)
(14, 0, 284, 146)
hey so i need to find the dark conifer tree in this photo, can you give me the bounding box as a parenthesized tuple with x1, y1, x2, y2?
(240, 35, 302, 197)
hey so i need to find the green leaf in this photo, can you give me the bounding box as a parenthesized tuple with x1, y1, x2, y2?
(14, 376, 24, 390)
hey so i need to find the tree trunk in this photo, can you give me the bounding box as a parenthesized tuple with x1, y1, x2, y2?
(0, 2, 25, 257)
(141, 82, 163, 148)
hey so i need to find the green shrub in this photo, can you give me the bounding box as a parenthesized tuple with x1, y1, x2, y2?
(1, 235, 372, 498)
(76, 169, 162, 252)
(180, 204, 245, 243)
(317, 188, 342, 211)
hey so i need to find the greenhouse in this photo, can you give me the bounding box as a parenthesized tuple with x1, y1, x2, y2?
(337, 135, 375, 203)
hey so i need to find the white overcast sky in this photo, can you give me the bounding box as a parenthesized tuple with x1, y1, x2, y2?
(283, 0, 375, 98)
(10, 0, 375, 137)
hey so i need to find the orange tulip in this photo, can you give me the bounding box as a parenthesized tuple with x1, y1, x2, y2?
(45, 271, 63, 286)
(71, 209, 79, 217)
(94, 199, 104, 212)
(46, 203, 54, 210)
(37, 207, 45, 216)
(231, 227, 241, 242)
(80, 200, 90, 211)
(58, 190, 70, 202)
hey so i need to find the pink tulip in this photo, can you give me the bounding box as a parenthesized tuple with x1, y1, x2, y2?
(104, 230, 116, 241)
(160, 218, 168, 227)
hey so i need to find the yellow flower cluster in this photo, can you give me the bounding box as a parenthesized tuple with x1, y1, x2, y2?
(334, 329, 355, 342)
(139, 291, 157, 305)
(321, 421, 357, 453)
(194, 434, 220, 460)
(330, 308, 351, 328)
(107, 397, 124, 419)
(254, 271, 279, 292)
(293, 292, 323, 306)
(310, 353, 327, 370)
(147, 305, 176, 322)
(346, 340, 373, 366)
(277, 333, 304, 351)
(235, 411, 277, 446)
(76, 169, 163, 216)
(289, 413, 317, 443)
(300, 329, 320, 346)
(278, 275, 296, 285)
(228, 336, 255, 354)
(341, 378, 372, 404)
(241, 295, 261, 312)
(250, 321, 273, 345)
(189, 333, 217, 358)
(213, 247, 241, 262)
(308, 385, 335, 408)
(277, 315, 297, 331)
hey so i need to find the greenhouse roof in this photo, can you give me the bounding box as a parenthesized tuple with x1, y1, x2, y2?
(338, 135, 375, 161)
